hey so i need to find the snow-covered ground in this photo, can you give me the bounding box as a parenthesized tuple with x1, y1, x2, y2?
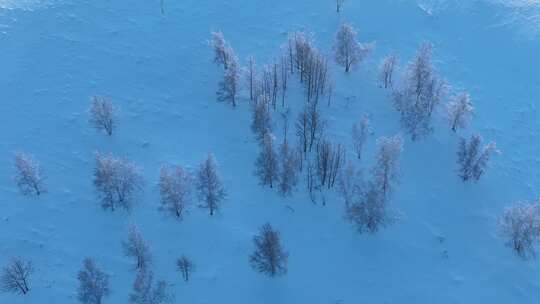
(1, 0, 540, 303)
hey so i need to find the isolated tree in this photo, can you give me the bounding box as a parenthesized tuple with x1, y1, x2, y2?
(457, 134, 498, 182)
(77, 258, 110, 304)
(255, 134, 279, 188)
(93, 153, 143, 211)
(499, 200, 540, 259)
(392, 42, 446, 140)
(249, 223, 288, 277)
(176, 256, 194, 282)
(351, 115, 371, 160)
(333, 23, 370, 72)
(210, 31, 235, 70)
(122, 225, 152, 271)
(0, 257, 33, 295)
(159, 165, 192, 220)
(89, 96, 116, 136)
(373, 135, 403, 196)
(196, 154, 226, 216)
(379, 53, 398, 89)
(447, 91, 474, 132)
(130, 269, 173, 304)
(277, 139, 299, 196)
(251, 97, 272, 142)
(14, 152, 45, 196)
(346, 182, 390, 234)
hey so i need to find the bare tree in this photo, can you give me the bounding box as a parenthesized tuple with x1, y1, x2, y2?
(379, 53, 398, 89)
(251, 97, 272, 142)
(1, 257, 33, 295)
(315, 139, 345, 190)
(255, 133, 279, 188)
(457, 134, 498, 182)
(278, 139, 299, 197)
(93, 152, 143, 211)
(77, 258, 110, 304)
(499, 200, 540, 259)
(295, 103, 326, 157)
(130, 269, 173, 304)
(351, 115, 371, 160)
(338, 161, 363, 207)
(122, 225, 152, 271)
(447, 91, 474, 132)
(176, 256, 194, 282)
(373, 135, 403, 196)
(210, 31, 235, 70)
(217, 56, 240, 107)
(14, 152, 45, 196)
(89, 96, 116, 136)
(333, 23, 371, 72)
(249, 223, 288, 277)
(392, 42, 446, 140)
(196, 154, 226, 216)
(159, 165, 192, 220)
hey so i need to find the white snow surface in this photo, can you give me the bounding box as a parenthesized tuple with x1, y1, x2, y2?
(1, 0, 540, 303)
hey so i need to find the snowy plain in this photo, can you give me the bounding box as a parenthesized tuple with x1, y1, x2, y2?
(1, 0, 540, 303)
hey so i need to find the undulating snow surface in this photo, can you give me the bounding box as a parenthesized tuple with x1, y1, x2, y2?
(1, 0, 540, 303)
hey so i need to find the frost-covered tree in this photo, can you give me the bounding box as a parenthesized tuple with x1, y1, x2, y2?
(217, 56, 240, 107)
(277, 139, 299, 197)
(249, 223, 288, 277)
(246, 56, 257, 101)
(122, 225, 152, 271)
(499, 200, 540, 259)
(351, 115, 371, 160)
(336, 0, 345, 12)
(176, 256, 194, 282)
(14, 152, 45, 196)
(129, 269, 173, 304)
(77, 258, 110, 304)
(379, 53, 398, 89)
(255, 133, 279, 188)
(196, 154, 226, 216)
(333, 23, 371, 72)
(392, 42, 446, 140)
(373, 135, 403, 196)
(447, 91, 474, 132)
(159, 165, 192, 220)
(251, 97, 272, 142)
(346, 182, 391, 234)
(93, 153, 143, 211)
(457, 134, 498, 182)
(210, 31, 235, 70)
(0, 257, 33, 295)
(89, 96, 116, 136)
